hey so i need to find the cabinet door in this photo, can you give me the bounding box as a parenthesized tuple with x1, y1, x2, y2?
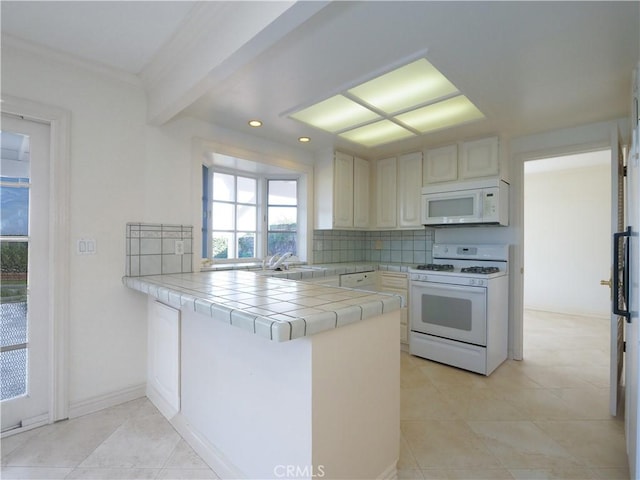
(397, 152, 423, 228)
(148, 299, 180, 416)
(424, 144, 458, 184)
(333, 152, 354, 228)
(375, 157, 397, 228)
(460, 136, 499, 179)
(353, 156, 370, 228)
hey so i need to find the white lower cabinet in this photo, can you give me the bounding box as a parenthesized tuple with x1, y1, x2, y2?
(147, 298, 181, 418)
(379, 271, 409, 345)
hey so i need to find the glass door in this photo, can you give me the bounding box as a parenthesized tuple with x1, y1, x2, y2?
(1, 115, 51, 433)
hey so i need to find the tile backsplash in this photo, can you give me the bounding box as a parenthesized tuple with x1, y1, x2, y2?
(125, 223, 193, 276)
(312, 229, 433, 265)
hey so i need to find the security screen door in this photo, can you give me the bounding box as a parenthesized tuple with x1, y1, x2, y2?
(1, 114, 51, 433)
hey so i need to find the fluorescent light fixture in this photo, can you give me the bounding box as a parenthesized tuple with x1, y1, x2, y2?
(289, 95, 380, 133)
(347, 59, 459, 114)
(395, 95, 484, 133)
(298, 136, 311, 143)
(339, 120, 415, 148)
(248, 120, 263, 127)
(287, 57, 486, 147)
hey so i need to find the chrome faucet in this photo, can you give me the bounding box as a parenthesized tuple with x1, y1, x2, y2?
(270, 252, 293, 270)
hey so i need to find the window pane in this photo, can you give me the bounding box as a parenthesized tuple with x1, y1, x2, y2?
(268, 180, 297, 205)
(238, 233, 255, 258)
(268, 232, 297, 256)
(211, 202, 234, 230)
(237, 177, 256, 204)
(212, 172, 234, 201)
(1, 348, 27, 400)
(0, 186, 29, 236)
(212, 232, 234, 259)
(268, 206, 297, 231)
(237, 205, 256, 231)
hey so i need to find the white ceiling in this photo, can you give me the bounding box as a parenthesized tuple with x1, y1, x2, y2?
(1, 1, 638, 159)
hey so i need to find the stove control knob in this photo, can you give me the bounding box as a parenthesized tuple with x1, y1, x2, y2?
(469, 279, 476, 285)
(478, 279, 485, 286)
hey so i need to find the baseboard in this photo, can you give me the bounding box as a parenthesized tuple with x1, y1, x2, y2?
(524, 306, 609, 320)
(378, 461, 398, 480)
(68, 383, 146, 419)
(171, 413, 245, 479)
(146, 384, 179, 420)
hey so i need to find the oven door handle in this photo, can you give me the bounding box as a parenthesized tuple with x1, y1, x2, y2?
(413, 283, 486, 295)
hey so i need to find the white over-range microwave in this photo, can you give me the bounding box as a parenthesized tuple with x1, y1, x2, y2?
(421, 178, 509, 226)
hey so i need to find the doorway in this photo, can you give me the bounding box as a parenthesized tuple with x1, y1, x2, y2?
(1, 115, 51, 433)
(522, 149, 612, 387)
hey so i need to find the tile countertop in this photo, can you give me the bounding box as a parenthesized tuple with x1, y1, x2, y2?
(122, 270, 403, 342)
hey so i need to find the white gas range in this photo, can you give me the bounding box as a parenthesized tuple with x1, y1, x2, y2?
(408, 244, 509, 375)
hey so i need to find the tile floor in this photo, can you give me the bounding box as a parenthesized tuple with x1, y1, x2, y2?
(1, 310, 630, 480)
(399, 309, 629, 480)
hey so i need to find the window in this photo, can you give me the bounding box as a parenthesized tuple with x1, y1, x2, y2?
(267, 180, 297, 256)
(209, 172, 257, 260)
(203, 169, 299, 262)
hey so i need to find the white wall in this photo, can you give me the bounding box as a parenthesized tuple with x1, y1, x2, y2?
(524, 160, 611, 317)
(1, 42, 314, 412)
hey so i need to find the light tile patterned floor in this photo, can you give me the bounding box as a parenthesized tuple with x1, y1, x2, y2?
(400, 309, 629, 480)
(1, 398, 218, 479)
(1, 310, 630, 479)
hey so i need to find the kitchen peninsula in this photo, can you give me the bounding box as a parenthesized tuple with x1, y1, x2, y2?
(123, 270, 402, 479)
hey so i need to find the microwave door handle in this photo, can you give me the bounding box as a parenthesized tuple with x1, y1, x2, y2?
(613, 226, 631, 321)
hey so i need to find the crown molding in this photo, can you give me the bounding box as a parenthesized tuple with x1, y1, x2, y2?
(139, 2, 230, 89)
(1, 34, 143, 87)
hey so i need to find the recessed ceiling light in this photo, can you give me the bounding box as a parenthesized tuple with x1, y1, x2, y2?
(298, 136, 311, 143)
(248, 120, 263, 127)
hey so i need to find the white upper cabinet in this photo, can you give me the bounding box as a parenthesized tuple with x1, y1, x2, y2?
(333, 152, 354, 228)
(375, 157, 397, 228)
(424, 136, 500, 184)
(353, 156, 370, 228)
(315, 151, 369, 229)
(460, 136, 500, 179)
(423, 144, 457, 185)
(397, 152, 423, 228)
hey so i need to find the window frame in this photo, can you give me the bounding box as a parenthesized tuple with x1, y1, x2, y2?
(266, 179, 299, 257)
(203, 167, 300, 264)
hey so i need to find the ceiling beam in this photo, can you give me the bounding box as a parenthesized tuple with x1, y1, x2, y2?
(141, 1, 329, 126)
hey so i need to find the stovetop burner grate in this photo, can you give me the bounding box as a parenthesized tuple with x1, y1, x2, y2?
(460, 266, 501, 274)
(416, 264, 454, 271)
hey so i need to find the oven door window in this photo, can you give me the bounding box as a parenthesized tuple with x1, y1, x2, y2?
(411, 283, 487, 346)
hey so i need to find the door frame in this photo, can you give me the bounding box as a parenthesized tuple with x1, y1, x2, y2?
(1, 94, 71, 425)
(511, 120, 625, 361)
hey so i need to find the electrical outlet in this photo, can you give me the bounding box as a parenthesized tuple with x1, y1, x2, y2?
(175, 240, 185, 255)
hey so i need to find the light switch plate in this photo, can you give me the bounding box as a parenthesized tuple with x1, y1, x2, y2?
(77, 239, 97, 255)
(175, 240, 185, 255)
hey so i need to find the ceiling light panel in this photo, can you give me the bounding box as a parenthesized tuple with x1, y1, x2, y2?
(289, 95, 380, 133)
(338, 120, 415, 148)
(347, 59, 459, 114)
(395, 95, 485, 133)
